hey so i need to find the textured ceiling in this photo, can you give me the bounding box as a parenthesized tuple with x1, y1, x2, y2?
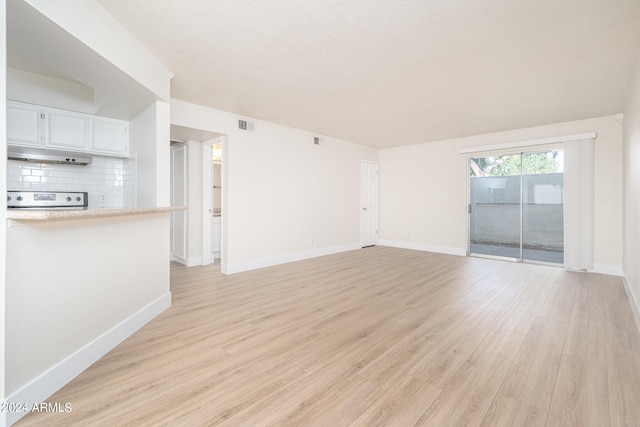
(96, 0, 640, 148)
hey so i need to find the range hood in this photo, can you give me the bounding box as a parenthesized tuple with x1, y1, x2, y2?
(7, 147, 92, 165)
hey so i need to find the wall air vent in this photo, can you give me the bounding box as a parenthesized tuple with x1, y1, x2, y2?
(238, 120, 255, 131)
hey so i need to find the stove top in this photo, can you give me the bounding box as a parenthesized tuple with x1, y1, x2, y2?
(7, 191, 88, 210)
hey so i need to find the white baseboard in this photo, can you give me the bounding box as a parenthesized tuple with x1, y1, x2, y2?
(590, 263, 624, 276)
(1, 292, 171, 427)
(622, 274, 640, 336)
(170, 255, 202, 267)
(223, 243, 362, 274)
(186, 256, 202, 267)
(378, 240, 467, 257)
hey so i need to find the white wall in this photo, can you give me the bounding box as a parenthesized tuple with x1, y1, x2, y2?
(7, 67, 94, 114)
(22, 0, 171, 102)
(130, 101, 171, 208)
(4, 215, 170, 396)
(171, 99, 378, 273)
(1, 0, 7, 401)
(623, 58, 640, 329)
(155, 102, 171, 207)
(379, 115, 624, 274)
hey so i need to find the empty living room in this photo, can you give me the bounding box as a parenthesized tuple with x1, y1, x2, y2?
(4, 1, 640, 426)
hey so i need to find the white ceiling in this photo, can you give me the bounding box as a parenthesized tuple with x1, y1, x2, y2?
(95, 1, 640, 148)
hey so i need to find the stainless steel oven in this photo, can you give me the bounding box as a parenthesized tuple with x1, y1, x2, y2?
(7, 191, 88, 210)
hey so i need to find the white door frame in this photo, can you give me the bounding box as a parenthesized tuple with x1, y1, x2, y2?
(201, 136, 225, 266)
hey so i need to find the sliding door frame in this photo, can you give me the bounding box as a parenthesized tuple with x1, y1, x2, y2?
(466, 145, 565, 266)
(461, 131, 596, 270)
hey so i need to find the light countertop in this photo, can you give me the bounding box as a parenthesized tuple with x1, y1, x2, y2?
(7, 206, 186, 221)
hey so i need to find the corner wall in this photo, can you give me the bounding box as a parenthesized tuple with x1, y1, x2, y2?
(130, 101, 171, 208)
(171, 99, 378, 273)
(623, 58, 640, 329)
(379, 115, 624, 274)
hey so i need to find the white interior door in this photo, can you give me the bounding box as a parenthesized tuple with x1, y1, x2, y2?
(170, 143, 187, 263)
(361, 160, 378, 247)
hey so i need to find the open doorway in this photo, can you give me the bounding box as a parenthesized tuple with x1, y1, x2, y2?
(169, 125, 225, 268)
(201, 137, 225, 267)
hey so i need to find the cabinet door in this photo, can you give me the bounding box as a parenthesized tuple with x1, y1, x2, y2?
(90, 118, 129, 157)
(7, 102, 43, 147)
(46, 110, 88, 151)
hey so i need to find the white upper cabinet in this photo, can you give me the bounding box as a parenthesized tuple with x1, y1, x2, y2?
(7, 101, 129, 157)
(45, 109, 88, 151)
(6, 101, 43, 147)
(90, 117, 129, 156)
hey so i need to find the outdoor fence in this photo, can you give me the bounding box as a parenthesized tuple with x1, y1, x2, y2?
(469, 173, 564, 251)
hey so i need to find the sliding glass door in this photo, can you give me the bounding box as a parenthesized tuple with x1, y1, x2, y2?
(469, 154, 522, 259)
(469, 150, 564, 264)
(521, 152, 564, 263)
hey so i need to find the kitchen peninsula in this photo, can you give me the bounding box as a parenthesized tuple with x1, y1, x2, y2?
(6, 206, 184, 221)
(1, 1, 174, 425)
(5, 208, 174, 416)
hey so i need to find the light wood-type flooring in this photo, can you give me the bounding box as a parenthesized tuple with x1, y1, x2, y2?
(17, 246, 640, 426)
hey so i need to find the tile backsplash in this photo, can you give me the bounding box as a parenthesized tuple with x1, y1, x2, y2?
(7, 155, 137, 209)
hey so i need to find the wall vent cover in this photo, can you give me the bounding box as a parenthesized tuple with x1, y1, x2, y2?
(238, 120, 255, 131)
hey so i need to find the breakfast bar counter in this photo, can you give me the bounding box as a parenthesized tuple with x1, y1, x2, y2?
(6, 206, 186, 221)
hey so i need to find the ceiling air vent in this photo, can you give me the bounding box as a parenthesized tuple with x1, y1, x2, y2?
(238, 120, 255, 131)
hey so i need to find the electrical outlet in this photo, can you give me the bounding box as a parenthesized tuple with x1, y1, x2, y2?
(99, 194, 107, 203)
